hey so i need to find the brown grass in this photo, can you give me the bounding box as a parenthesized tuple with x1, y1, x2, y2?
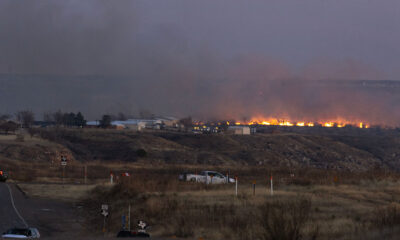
(18, 183, 98, 201)
(55, 167, 398, 240)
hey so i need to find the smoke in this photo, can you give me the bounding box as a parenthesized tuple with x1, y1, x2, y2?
(0, 1, 399, 126)
(197, 56, 400, 126)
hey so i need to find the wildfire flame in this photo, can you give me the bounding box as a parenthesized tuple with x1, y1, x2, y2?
(234, 117, 370, 128)
(196, 117, 370, 129)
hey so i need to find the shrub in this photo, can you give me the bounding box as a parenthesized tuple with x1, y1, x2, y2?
(259, 197, 314, 240)
(136, 149, 147, 158)
(372, 205, 400, 229)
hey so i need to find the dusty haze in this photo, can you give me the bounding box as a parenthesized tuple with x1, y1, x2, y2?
(0, 0, 400, 125)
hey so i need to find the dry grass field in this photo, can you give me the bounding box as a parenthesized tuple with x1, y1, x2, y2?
(16, 166, 400, 240)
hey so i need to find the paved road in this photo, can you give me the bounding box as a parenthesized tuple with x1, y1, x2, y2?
(0, 183, 170, 239)
(0, 182, 85, 239)
(0, 183, 28, 233)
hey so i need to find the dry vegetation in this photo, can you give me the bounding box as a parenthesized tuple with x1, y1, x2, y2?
(2, 129, 400, 239)
(25, 128, 400, 171)
(71, 167, 400, 240)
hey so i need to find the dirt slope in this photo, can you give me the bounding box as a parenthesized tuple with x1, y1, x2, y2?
(8, 128, 395, 172)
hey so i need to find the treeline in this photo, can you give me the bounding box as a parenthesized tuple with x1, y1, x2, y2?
(43, 110, 86, 127)
(0, 110, 87, 130)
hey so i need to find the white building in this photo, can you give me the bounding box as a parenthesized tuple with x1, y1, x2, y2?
(86, 118, 176, 131)
(227, 126, 251, 135)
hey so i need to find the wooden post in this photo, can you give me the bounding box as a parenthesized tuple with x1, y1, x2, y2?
(62, 165, 65, 188)
(235, 176, 238, 197)
(270, 175, 274, 196)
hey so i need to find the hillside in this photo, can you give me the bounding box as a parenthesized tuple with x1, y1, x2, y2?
(0, 128, 393, 172)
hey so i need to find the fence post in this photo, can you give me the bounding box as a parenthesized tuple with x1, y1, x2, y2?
(270, 175, 274, 196)
(253, 180, 256, 196)
(235, 176, 238, 197)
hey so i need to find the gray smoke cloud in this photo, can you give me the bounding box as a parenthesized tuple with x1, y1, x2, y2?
(0, 0, 400, 126)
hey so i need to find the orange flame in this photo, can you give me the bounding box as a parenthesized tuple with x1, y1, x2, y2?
(238, 117, 370, 129)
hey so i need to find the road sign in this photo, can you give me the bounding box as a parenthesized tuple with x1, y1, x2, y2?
(138, 220, 147, 230)
(101, 204, 109, 217)
(61, 156, 67, 166)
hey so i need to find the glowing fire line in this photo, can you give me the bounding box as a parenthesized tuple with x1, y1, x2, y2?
(194, 118, 371, 129)
(232, 118, 370, 129)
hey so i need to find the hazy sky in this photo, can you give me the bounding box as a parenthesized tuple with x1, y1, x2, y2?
(1, 0, 399, 77)
(0, 1, 400, 123)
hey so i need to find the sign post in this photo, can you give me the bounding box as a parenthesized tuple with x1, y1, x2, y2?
(61, 156, 67, 188)
(101, 204, 109, 234)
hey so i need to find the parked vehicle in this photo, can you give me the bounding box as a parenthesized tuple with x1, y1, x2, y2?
(179, 171, 235, 184)
(2, 227, 40, 238)
(0, 170, 8, 182)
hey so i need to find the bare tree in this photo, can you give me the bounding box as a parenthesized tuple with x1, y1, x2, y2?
(16, 110, 35, 128)
(53, 110, 63, 125)
(100, 115, 112, 128)
(43, 111, 54, 122)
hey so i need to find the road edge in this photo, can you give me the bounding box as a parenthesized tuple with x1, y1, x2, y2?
(6, 184, 28, 228)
